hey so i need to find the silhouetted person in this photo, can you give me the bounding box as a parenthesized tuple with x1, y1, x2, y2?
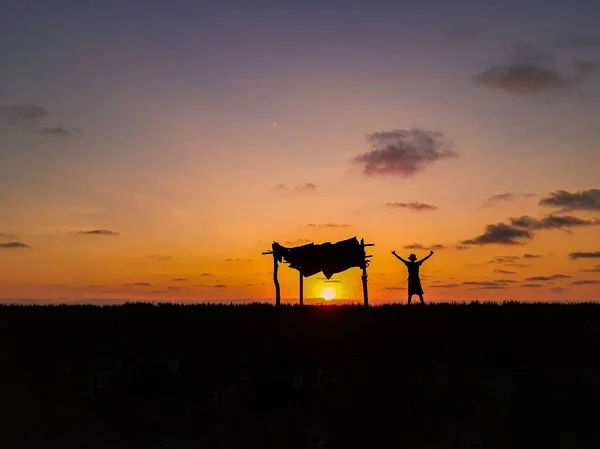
(391, 250, 434, 304)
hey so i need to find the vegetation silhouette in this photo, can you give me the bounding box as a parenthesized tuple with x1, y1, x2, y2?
(1, 301, 600, 449)
(392, 250, 434, 304)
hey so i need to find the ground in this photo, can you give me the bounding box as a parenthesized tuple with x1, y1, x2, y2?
(1, 302, 599, 449)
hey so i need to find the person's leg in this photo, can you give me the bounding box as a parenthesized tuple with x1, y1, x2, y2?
(407, 294, 412, 305)
(419, 294, 424, 304)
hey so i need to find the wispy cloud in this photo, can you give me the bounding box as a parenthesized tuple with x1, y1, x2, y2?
(475, 64, 570, 95)
(275, 183, 317, 196)
(463, 281, 507, 289)
(0, 241, 30, 249)
(283, 238, 312, 246)
(461, 223, 533, 245)
(307, 223, 351, 228)
(122, 282, 152, 287)
(430, 283, 461, 288)
(462, 214, 599, 246)
(494, 269, 517, 275)
(523, 253, 541, 259)
(581, 265, 600, 273)
(525, 274, 571, 281)
(38, 126, 71, 139)
(0, 104, 48, 126)
(480, 192, 536, 208)
(211, 284, 228, 288)
(352, 128, 457, 177)
(77, 229, 120, 236)
(1, 104, 75, 137)
(489, 256, 520, 264)
(570, 280, 600, 285)
(569, 251, 600, 260)
(385, 201, 438, 211)
(403, 243, 445, 250)
(224, 258, 253, 262)
(539, 189, 600, 212)
(521, 283, 544, 288)
(172, 278, 188, 282)
(551, 287, 568, 294)
(509, 214, 599, 231)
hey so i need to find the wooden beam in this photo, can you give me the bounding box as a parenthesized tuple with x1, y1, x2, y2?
(299, 270, 304, 307)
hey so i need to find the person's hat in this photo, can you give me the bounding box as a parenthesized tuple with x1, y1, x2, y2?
(408, 254, 417, 261)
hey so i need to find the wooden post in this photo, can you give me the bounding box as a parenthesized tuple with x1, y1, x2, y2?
(263, 247, 281, 307)
(274, 256, 281, 307)
(299, 270, 304, 306)
(362, 266, 368, 306)
(360, 238, 375, 307)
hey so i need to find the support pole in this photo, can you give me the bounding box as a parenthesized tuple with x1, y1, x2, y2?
(274, 256, 280, 307)
(299, 270, 304, 306)
(362, 266, 368, 306)
(360, 238, 373, 307)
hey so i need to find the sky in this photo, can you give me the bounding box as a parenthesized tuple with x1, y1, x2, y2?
(1, 0, 600, 304)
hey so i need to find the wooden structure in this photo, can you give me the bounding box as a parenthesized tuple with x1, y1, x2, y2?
(262, 237, 374, 306)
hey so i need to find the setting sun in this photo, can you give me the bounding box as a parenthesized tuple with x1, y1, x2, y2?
(321, 287, 336, 301)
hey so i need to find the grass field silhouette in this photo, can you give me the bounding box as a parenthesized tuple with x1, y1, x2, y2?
(1, 301, 599, 449)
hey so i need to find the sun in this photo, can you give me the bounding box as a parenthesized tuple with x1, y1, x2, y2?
(321, 287, 336, 301)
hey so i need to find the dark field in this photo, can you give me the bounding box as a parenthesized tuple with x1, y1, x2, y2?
(1, 302, 599, 449)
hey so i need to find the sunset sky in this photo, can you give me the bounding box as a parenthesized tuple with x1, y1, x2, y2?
(1, 0, 600, 304)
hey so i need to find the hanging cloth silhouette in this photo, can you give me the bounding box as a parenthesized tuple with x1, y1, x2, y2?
(272, 237, 366, 279)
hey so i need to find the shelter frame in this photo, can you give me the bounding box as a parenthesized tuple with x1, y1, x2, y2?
(262, 238, 374, 306)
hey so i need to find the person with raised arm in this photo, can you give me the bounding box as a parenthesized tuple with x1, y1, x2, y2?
(391, 250, 434, 304)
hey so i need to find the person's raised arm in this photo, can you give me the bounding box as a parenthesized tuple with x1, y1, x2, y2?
(419, 250, 434, 263)
(391, 250, 408, 264)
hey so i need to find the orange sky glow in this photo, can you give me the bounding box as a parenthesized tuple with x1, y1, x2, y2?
(1, 1, 599, 304)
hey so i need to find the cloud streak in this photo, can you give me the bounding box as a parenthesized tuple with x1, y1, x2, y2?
(77, 229, 120, 236)
(0, 104, 48, 126)
(463, 214, 599, 246)
(461, 223, 533, 245)
(569, 251, 600, 260)
(480, 192, 536, 208)
(475, 64, 570, 95)
(539, 189, 600, 212)
(403, 243, 445, 250)
(525, 274, 571, 281)
(307, 223, 351, 228)
(283, 238, 312, 246)
(581, 265, 600, 273)
(0, 241, 30, 249)
(275, 183, 317, 196)
(385, 201, 438, 211)
(352, 129, 457, 177)
(38, 126, 71, 139)
(570, 280, 600, 285)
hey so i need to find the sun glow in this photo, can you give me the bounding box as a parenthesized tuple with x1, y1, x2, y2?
(321, 287, 336, 301)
